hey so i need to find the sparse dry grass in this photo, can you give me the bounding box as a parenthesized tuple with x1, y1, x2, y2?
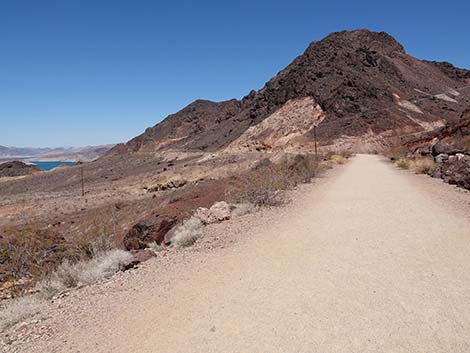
(395, 157, 436, 174)
(0, 295, 44, 331)
(411, 158, 436, 174)
(170, 217, 202, 247)
(36, 249, 132, 298)
(1, 248, 130, 329)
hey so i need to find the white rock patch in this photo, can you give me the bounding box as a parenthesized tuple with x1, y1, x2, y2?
(435, 94, 458, 103)
(397, 100, 423, 114)
(447, 88, 461, 97)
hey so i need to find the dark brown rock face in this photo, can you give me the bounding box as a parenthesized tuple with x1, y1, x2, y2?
(0, 161, 41, 177)
(107, 29, 470, 154)
(432, 141, 465, 156)
(123, 215, 177, 250)
(440, 156, 470, 190)
(407, 109, 470, 156)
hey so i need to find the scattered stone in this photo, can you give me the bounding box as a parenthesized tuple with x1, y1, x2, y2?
(147, 179, 187, 192)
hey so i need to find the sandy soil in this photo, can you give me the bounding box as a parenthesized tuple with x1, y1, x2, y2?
(2, 154, 470, 352)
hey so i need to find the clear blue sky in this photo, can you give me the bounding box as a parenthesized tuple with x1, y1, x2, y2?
(1, 0, 469, 147)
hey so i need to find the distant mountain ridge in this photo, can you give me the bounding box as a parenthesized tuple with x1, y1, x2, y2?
(108, 29, 470, 154)
(0, 144, 115, 162)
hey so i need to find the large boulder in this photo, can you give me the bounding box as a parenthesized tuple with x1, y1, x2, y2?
(434, 153, 449, 164)
(123, 215, 177, 250)
(440, 155, 470, 190)
(432, 141, 464, 156)
(194, 201, 231, 225)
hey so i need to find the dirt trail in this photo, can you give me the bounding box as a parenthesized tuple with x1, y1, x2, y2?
(7, 154, 470, 352)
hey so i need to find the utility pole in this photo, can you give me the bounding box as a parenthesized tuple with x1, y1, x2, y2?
(312, 102, 318, 157)
(80, 166, 85, 197)
(313, 125, 318, 157)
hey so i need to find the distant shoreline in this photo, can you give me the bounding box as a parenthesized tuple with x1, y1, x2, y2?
(0, 158, 76, 171)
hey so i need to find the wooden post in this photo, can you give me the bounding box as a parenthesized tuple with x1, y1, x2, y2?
(80, 166, 85, 197)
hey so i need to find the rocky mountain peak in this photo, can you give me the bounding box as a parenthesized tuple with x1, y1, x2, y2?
(307, 29, 406, 56)
(108, 29, 470, 155)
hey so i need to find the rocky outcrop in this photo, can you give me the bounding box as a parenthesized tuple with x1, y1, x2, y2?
(432, 141, 465, 156)
(123, 216, 177, 250)
(439, 155, 470, 190)
(0, 161, 40, 177)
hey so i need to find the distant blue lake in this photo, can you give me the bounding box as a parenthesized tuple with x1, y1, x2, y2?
(32, 161, 76, 171)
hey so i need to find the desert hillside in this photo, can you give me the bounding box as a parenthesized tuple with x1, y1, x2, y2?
(110, 29, 470, 154)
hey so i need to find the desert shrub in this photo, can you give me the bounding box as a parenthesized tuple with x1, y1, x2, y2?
(76, 233, 118, 259)
(395, 158, 411, 169)
(410, 158, 436, 174)
(385, 145, 410, 161)
(170, 217, 202, 248)
(0, 227, 76, 296)
(230, 203, 256, 217)
(228, 173, 286, 207)
(36, 249, 132, 298)
(227, 154, 320, 207)
(330, 154, 347, 164)
(0, 295, 44, 331)
(338, 150, 354, 159)
(0, 223, 123, 299)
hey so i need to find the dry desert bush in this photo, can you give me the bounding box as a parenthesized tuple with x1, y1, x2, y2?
(0, 224, 122, 299)
(395, 157, 436, 174)
(410, 158, 436, 174)
(227, 154, 321, 207)
(330, 154, 347, 164)
(0, 295, 44, 331)
(395, 158, 411, 169)
(36, 249, 132, 299)
(0, 227, 78, 297)
(169, 217, 203, 248)
(1, 246, 131, 330)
